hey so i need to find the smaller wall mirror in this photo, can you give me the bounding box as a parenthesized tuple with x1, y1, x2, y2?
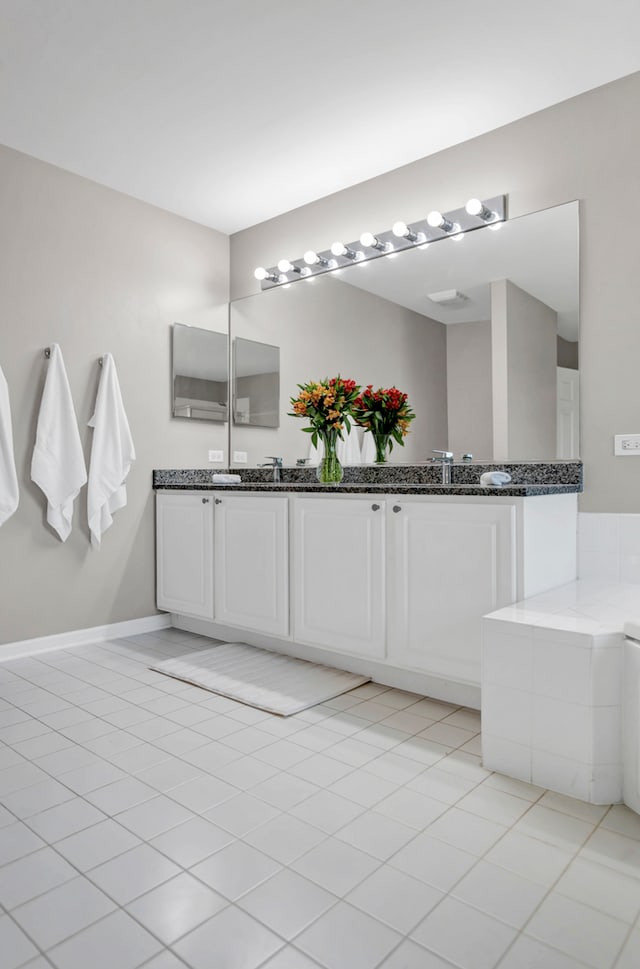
(172, 322, 229, 422)
(233, 337, 280, 427)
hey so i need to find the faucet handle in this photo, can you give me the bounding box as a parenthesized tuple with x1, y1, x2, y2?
(432, 449, 454, 460)
(264, 456, 283, 467)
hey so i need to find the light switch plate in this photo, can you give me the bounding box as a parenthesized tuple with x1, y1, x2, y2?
(208, 450, 224, 462)
(233, 451, 248, 463)
(614, 434, 640, 455)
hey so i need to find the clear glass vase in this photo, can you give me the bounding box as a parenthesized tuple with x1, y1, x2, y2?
(373, 433, 390, 463)
(316, 432, 343, 483)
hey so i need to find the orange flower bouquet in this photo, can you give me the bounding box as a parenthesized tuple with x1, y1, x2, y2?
(289, 376, 360, 482)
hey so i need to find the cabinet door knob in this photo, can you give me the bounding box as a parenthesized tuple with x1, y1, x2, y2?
(392, 505, 401, 513)
(214, 498, 223, 505)
(201, 497, 210, 504)
(371, 503, 380, 511)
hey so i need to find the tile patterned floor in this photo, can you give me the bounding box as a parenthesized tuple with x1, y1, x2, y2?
(0, 627, 639, 969)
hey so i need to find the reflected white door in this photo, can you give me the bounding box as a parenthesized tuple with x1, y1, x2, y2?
(156, 493, 214, 619)
(557, 367, 579, 459)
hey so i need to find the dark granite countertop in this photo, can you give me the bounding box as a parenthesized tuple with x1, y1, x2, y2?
(153, 481, 580, 497)
(153, 462, 582, 497)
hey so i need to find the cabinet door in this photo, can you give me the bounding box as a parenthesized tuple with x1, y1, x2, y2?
(388, 501, 516, 684)
(293, 497, 386, 657)
(156, 493, 214, 619)
(214, 495, 289, 637)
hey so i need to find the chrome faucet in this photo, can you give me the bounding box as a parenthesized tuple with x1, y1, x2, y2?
(431, 449, 454, 485)
(259, 456, 283, 483)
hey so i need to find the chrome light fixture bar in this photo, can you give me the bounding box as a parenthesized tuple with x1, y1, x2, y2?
(255, 195, 506, 290)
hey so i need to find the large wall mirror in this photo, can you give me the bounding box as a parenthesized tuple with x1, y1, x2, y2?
(172, 322, 229, 422)
(229, 201, 579, 467)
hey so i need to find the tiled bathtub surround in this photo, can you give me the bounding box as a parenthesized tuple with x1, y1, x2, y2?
(579, 512, 640, 583)
(481, 580, 640, 805)
(153, 461, 583, 489)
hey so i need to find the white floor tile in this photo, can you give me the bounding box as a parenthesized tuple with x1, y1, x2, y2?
(258, 947, 324, 969)
(485, 830, 575, 886)
(150, 816, 233, 866)
(1, 777, 76, 818)
(498, 935, 594, 968)
(115, 795, 195, 839)
(513, 804, 595, 852)
(525, 892, 629, 968)
(0, 913, 39, 969)
(335, 809, 416, 860)
(554, 856, 640, 924)
(295, 900, 401, 969)
(0, 821, 45, 864)
(243, 813, 326, 863)
(25, 797, 106, 842)
(291, 836, 380, 896)
(373, 787, 448, 830)
(580, 828, 640, 877)
(87, 842, 182, 904)
(411, 896, 517, 969)
(600, 803, 640, 840)
(390, 832, 477, 892)
(347, 865, 443, 933)
(54, 818, 141, 871)
(615, 927, 640, 969)
(190, 840, 282, 899)
(47, 908, 162, 969)
(451, 859, 548, 928)
(328, 768, 398, 807)
(204, 792, 281, 836)
(238, 868, 335, 939)
(455, 786, 532, 826)
(126, 871, 228, 944)
(408, 765, 478, 804)
(0, 846, 77, 909)
(288, 789, 364, 833)
(172, 904, 283, 969)
(11, 876, 115, 949)
(168, 773, 239, 812)
(250, 771, 320, 809)
(56, 759, 127, 794)
(425, 806, 507, 856)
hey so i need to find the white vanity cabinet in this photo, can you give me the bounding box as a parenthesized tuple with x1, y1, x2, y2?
(292, 497, 386, 658)
(156, 492, 214, 619)
(214, 494, 289, 637)
(387, 498, 516, 684)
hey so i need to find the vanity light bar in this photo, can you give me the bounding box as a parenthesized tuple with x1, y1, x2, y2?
(255, 195, 507, 290)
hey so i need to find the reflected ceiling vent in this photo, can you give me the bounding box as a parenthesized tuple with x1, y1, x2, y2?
(427, 289, 470, 307)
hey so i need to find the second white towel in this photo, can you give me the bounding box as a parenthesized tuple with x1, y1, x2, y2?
(31, 344, 87, 541)
(87, 353, 136, 549)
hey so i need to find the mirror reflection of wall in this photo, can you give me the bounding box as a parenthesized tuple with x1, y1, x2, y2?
(229, 201, 579, 467)
(172, 323, 229, 422)
(233, 338, 280, 427)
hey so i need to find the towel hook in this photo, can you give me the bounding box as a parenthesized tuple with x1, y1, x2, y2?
(44, 347, 51, 359)
(98, 357, 103, 367)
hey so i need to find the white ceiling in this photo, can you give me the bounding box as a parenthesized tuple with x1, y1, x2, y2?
(1, 0, 640, 234)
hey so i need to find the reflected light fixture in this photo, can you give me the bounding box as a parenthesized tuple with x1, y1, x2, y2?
(253, 195, 506, 289)
(392, 222, 426, 244)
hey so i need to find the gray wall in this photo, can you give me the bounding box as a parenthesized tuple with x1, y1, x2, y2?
(230, 277, 447, 467)
(0, 145, 229, 645)
(446, 320, 493, 460)
(558, 336, 579, 370)
(230, 70, 640, 511)
(491, 280, 557, 460)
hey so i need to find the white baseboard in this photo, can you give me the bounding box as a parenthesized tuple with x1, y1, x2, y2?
(0, 614, 172, 662)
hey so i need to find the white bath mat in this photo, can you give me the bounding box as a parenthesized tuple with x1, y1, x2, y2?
(150, 642, 370, 716)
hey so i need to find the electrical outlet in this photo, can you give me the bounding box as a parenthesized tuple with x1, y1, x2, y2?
(208, 450, 224, 462)
(233, 450, 248, 464)
(614, 434, 640, 455)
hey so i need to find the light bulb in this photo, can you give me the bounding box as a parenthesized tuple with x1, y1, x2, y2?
(331, 241, 347, 256)
(277, 259, 294, 273)
(427, 211, 445, 228)
(360, 232, 376, 248)
(303, 250, 319, 265)
(392, 222, 409, 238)
(254, 267, 268, 280)
(465, 198, 483, 216)
(451, 232, 465, 241)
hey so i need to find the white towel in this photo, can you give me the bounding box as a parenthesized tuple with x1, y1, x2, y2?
(87, 354, 135, 549)
(31, 344, 87, 541)
(480, 471, 512, 487)
(212, 473, 242, 484)
(361, 429, 377, 464)
(337, 422, 362, 466)
(0, 365, 19, 527)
